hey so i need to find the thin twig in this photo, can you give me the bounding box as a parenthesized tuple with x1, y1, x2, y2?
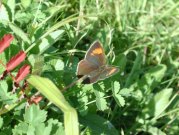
(62, 75, 87, 91)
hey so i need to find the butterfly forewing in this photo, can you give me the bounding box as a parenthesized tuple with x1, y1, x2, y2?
(85, 41, 106, 67)
(77, 59, 98, 77)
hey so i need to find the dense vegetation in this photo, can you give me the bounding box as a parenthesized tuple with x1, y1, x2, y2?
(0, 0, 178, 135)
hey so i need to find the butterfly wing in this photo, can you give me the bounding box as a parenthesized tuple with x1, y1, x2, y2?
(85, 41, 106, 67)
(77, 41, 117, 84)
(82, 73, 100, 84)
(82, 66, 119, 84)
(76, 59, 98, 78)
(99, 66, 119, 80)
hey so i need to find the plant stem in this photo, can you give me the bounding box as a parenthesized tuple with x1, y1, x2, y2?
(62, 75, 88, 91)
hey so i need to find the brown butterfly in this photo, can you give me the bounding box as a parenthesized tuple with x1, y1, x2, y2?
(77, 41, 119, 84)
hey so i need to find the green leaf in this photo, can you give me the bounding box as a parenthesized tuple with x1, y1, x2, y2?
(38, 30, 64, 54)
(147, 64, 166, 84)
(34, 123, 47, 135)
(0, 4, 9, 21)
(13, 112, 65, 135)
(77, 91, 89, 116)
(24, 104, 47, 126)
(28, 55, 44, 75)
(144, 88, 173, 118)
(21, 0, 32, 9)
(96, 97, 107, 111)
(0, 117, 3, 128)
(113, 81, 120, 94)
(139, 64, 167, 91)
(27, 75, 79, 135)
(143, 126, 166, 135)
(0, 53, 6, 73)
(48, 59, 64, 71)
(8, 22, 31, 44)
(153, 88, 173, 117)
(7, 0, 15, 21)
(15, 11, 32, 24)
(114, 94, 125, 107)
(0, 81, 17, 105)
(112, 81, 125, 107)
(80, 114, 119, 135)
(119, 88, 132, 97)
(12, 122, 31, 135)
(47, 119, 65, 135)
(93, 84, 108, 111)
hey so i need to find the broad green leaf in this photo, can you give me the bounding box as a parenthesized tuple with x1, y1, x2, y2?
(47, 119, 65, 135)
(96, 97, 107, 111)
(119, 88, 132, 97)
(143, 88, 173, 118)
(0, 81, 17, 105)
(113, 81, 120, 94)
(76, 84, 93, 115)
(27, 75, 79, 135)
(28, 55, 44, 75)
(153, 88, 173, 117)
(15, 12, 32, 24)
(13, 110, 65, 135)
(0, 4, 9, 21)
(12, 122, 30, 135)
(93, 84, 108, 111)
(77, 91, 89, 116)
(80, 114, 118, 135)
(145, 64, 166, 84)
(113, 94, 125, 107)
(143, 126, 166, 135)
(112, 81, 125, 107)
(24, 104, 47, 126)
(38, 30, 64, 54)
(8, 22, 31, 44)
(139, 64, 167, 91)
(7, 0, 15, 21)
(0, 52, 6, 73)
(21, 0, 32, 9)
(34, 123, 47, 135)
(48, 59, 64, 71)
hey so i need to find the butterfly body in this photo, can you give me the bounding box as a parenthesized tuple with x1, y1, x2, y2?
(77, 41, 119, 84)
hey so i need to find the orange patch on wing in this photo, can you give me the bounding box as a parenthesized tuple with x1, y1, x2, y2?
(108, 68, 117, 75)
(91, 48, 103, 56)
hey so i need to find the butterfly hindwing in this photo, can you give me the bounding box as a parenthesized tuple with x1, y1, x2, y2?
(82, 66, 119, 84)
(82, 74, 100, 84)
(99, 66, 119, 80)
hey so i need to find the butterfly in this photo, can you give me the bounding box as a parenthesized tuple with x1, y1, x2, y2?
(77, 40, 119, 84)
